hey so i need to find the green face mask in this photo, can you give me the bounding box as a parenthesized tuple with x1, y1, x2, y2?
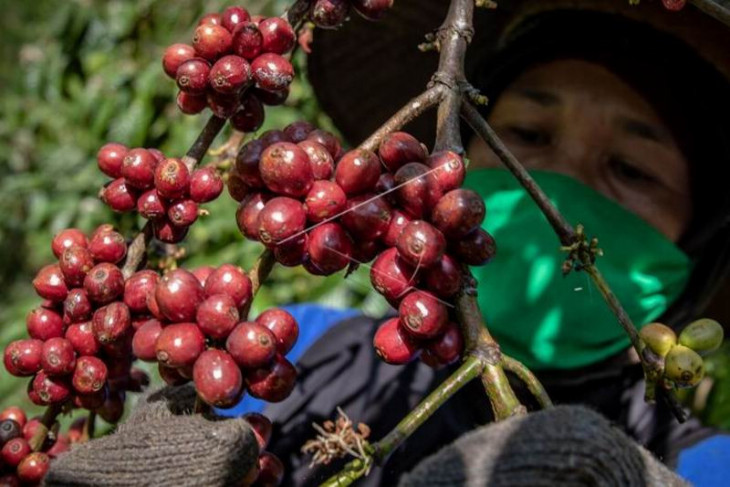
(463, 168, 692, 370)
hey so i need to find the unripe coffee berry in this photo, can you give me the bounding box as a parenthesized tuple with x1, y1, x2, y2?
(679, 318, 724, 356)
(639, 323, 677, 358)
(664, 345, 704, 388)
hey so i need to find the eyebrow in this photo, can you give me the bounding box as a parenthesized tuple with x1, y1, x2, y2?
(616, 117, 668, 145)
(514, 88, 561, 106)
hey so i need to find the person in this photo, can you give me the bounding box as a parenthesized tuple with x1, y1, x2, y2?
(243, 1, 730, 486)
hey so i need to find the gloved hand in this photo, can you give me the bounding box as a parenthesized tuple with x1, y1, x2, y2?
(398, 405, 689, 487)
(43, 385, 259, 487)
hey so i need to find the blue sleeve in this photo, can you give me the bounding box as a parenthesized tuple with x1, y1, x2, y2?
(216, 304, 360, 417)
(677, 434, 730, 486)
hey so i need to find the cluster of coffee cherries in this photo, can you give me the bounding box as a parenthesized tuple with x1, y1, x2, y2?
(0, 407, 89, 486)
(3, 226, 148, 422)
(310, 0, 394, 28)
(132, 265, 299, 408)
(97, 143, 224, 243)
(162, 5, 295, 130)
(232, 125, 495, 368)
(640, 318, 724, 388)
(239, 413, 284, 486)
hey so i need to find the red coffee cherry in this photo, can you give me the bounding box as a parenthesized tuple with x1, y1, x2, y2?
(304, 180, 347, 223)
(52, 228, 88, 259)
(370, 248, 418, 304)
(232, 22, 263, 60)
(189, 167, 224, 203)
(431, 189, 486, 238)
(351, 0, 394, 20)
(394, 162, 441, 219)
(132, 319, 163, 362)
(395, 220, 446, 268)
(221, 6, 251, 32)
(26, 307, 64, 341)
(0, 407, 26, 429)
(375, 172, 397, 204)
(98, 390, 126, 424)
(272, 235, 307, 268)
(176, 58, 211, 94)
(32, 370, 72, 404)
(227, 171, 250, 202)
(382, 210, 412, 247)
(257, 452, 285, 486)
(207, 90, 241, 119)
(1, 438, 31, 468)
(193, 349, 243, 408)
(40, 338, 76, 377)
(226, 322, 277, 369)
(162, 43, 196, 79)
(378, 131, 426, 172)
(198, 13, 223, 27)
(340, 193, 392, 240)
(450, 228, 497, 266)
(168, 199, 199, 227)
(399, 291, 448, 339)
(255, 308, 299, 355)
(92, 302, 131, 345)
(298, 140, 334, 180)
(335, 149, 381, 196)
(423, 254, 462, 298)
(235, 139, 266, 189)
(155, 323, 206, 368)
(72, 356, 108, 395)
(245, 354, 297, 402)
(159, 363, 189, 386)
(260, 129, 291, 147)
(310, 0, 350, 28)
(353, 239, 383, 263)
(101, 178, 139, 212)
(236, 192, 270, 240)
(155, 268, 205, 323)
(65, 322, 100, 357)
(83, 263, 124, 304)
(196, 294, 240, 339)
(153, 219, 190, 243)
(427, 151, 465, 193)
(148, 148, 166, 163)
(230, 94, 265, 133)
(176, 91, 208, 115)
(193, 24, 233, 60)
(97, 143, 129, 179)
(251, 53, 294, 92)
(209, 55, 251, 94)
(260, 142, 313, 197)
(22, 418, 44, 442)
(373, 317, 420, 365)
(306, 222, 353, 275)
(88, 229, 127, 264)
(192, 266, 215, 287)
(4, 339, 43, 377)
(242, 412, 272, 449)
(17, 452, 50, 484)
(257, 197, 307, 247)
(284, 120, 315, 143)
(124, 270, 160, 314)
(122, 148, 158, 190)
(306, 129, 340, 158)
(259, 17, 296, 54)
(62, 289, 93, 324)
(204, 264, 253, 310)
(154, 158, 190, 199)
(32, 264, 68, 302)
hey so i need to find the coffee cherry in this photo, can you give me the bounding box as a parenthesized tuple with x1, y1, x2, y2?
(153, 219, 190, 243)
(662, 0, 687, 12)
(0, 475, 20, 487)
(245, 354, 297, 402)
(198, 13, 223, 27)
(131, 319, 163, 363)
(154, 269, 204, 322)
(175, 57, 211, 94)
(88, 229, 127, 264)
(375, 172, 397, 205)
(394, 162, 441, 219)
(373, 317, 420, 364)
(4, 339, 43, 377)
(149, 148, 166, 163)
(352, 239, 383, 263)
(0, 407, 27, 428)
(97, 143, 129, 179)
(84, 263, 124, 304)
(382, 210, 412, 247)
(209, 90, 243, 118)
(32, 370, 72, 404)
(159, 363, 189, 386)
(242, 412, 272, 449)
(162, 43, 196, 79)
(154, 158, 190, 199)
(193, 24, 233, 60)
(193, 349, 243, 408)
(260, 129, 291, 147)
(351, 0, 394, 20)
(17, 452, 50, 484)
(156, 323, 206, 368)
(311, 0, 350, 28)
(235, 139, 266, 189)
(32, 264, 68, 302)
(0, 419, 21, 447)
(399, 291, 448, 339)
(431, 189, 486, 238)
(260, 142, 313, 197)
(137, 190, 169, 220)
(123, 270, 159, 314)
(65, 322, 100, 356)
(168, 199, 199, 227)
(227, 171, 250, 202)
(306, 223, 353, 275)
(237, 193, 270, 240)
(22, 418, 44, 443)
(251, 53, 294, 92)
(304, 181, 347, 223)
(231, 94, 265, 133)
(102, 178, 139, 212)
(306, 129, 341, 158)
(284, 121, 315, 143)
(226, 322, 277, 369)
(450, 228, 496, 266)
(197, 294, 240, 339)
(299, 140, 335, 180)
(679, 318, 724, 356)
(427, 151, 465, 193)
(256, 308, 299, 355)
(188, 167, 224, 203)
(232, 22, 263, 60)
(92, 302, 131, 345)
(209, 55, 251, 94)
(273, 235, 308, 267)
(665, 345, 704, 388)
(257, 197, 307, 246)
(257, 452, 285, 486)
(639, 323, 677, 358)
(423, 254, 462, 298)
(72, 356, 108, 395)
(122, 148, 158, 190)
(370, 248, 418, 304)
(40, 338, 76, 377)
(396, 221, 446, 268)
(98, 390, 125, 424)
(26, 307, 64, 341)
(335, 149, 381, 196)
(257, 18, 294, 55)
(204, 264, 253, 310)
(378, 131, 426, 172)
(340, 193, 392, 240)
(1, 438, 30, 468)
(176, 91, 208, 114)
(52, 228, 88, 259)
(222, 6, 251, 32)
(255, 86, 289, 106)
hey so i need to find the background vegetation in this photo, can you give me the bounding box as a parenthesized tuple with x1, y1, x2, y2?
(0, 0, 726, 431)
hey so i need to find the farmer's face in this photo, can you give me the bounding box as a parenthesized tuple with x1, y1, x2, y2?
(467, 59, 692, 241)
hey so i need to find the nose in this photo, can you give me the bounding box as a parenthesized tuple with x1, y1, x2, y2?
(526, 129, 605, 188)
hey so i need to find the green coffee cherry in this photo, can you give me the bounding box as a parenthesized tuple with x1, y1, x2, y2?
(639, 322, 677, 358)
(678, 318, 724, 356)
(664, 345, 705, 388)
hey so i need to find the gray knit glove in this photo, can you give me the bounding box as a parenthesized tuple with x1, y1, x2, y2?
(43, 386, 259, 487)
(399, 405, 688, 487)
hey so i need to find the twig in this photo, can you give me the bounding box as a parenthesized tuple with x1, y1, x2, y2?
(501, 356, 553, 409)
(121, 222, 153, 280)
(29, 403, 61, 452)
(689, 0, 730, 27)
(80, 411, 97, 443)
(182, 115, 227, 172)
(284, 0, 312, 27)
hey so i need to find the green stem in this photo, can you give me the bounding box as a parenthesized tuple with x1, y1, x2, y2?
(502, 355, 552, 409)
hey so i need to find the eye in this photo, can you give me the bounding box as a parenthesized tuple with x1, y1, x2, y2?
(608, 156, 658, 185)
(506, 126, 551, 146)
